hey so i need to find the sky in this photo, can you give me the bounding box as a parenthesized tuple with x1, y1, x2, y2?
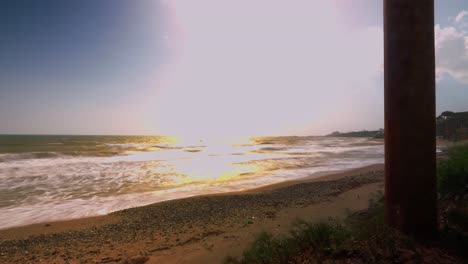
(0, 0, 467, 138)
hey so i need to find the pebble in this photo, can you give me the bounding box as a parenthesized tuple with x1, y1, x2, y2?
(0, 170, 385, 263)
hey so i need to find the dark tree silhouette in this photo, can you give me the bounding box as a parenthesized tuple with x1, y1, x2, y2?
(440, 111, 455, 117)
(384, 0, 437, 238)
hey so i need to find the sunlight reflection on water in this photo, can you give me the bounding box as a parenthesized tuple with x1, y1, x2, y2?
(0, 135, 384, 229)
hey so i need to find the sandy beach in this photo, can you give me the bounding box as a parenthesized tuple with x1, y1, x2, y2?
(2, 0, 467, 262)
(0, 164, 384, 264)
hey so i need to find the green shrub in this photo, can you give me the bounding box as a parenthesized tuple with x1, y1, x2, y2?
(437, 144, 468, 198)
(345, 191, 385, 240)
(290, 220, 350, 256)
(239, 232, 296, 264)
(225, 170, 468, 264)
(224, 221, 352, 264)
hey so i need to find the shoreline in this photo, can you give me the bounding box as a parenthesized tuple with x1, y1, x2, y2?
(0, 164, 384, 263)
(0, 164, 381, 235)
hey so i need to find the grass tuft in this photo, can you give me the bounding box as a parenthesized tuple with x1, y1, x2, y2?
(224, 144, 468, 263)
(437, 143, 468, 199)
(290, 220, 350, 257)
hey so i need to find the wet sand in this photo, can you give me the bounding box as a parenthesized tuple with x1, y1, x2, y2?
(0, 164, 384, 264)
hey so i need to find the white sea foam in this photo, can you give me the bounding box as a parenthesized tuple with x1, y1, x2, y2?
(0, 136, 385, 229)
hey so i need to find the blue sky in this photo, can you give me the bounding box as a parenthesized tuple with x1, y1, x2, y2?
(0, 0, 467, 137)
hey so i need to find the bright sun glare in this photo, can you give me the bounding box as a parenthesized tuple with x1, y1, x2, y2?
(154, 137, 264, 186)
(150, 0, 382, 140)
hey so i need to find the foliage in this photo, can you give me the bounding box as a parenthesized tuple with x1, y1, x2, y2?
(224, 148, 468, 263)
(224, 221, 351, 264)
(224, 196, 391, 264)
(437, 143, 468, 198)
(224, 189, 465, 263)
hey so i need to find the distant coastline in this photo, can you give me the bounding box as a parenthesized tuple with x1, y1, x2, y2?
(325, 129, 384, 138)
(325, 109, 468, 141)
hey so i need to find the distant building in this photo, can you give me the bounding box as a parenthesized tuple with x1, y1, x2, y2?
(436, 111, 468, 140)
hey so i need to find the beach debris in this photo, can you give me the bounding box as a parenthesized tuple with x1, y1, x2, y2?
(124, 255, 149, 264)
(248, 216, 255, 224)
(203, 242, 214, 251)
(265, 211, 276, 219)
(100, 257, 121, 263)
(201, 230, 224, 237)
(148, 246, 170, 253)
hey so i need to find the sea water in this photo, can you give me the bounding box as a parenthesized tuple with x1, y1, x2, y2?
(0, 135, 384, 229)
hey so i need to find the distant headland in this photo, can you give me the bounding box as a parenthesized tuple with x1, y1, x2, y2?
(326, 110, 468, 141)
(325, 129, 384, 138)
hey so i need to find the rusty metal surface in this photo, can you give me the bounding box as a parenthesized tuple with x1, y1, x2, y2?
(384, 0, 437, 238)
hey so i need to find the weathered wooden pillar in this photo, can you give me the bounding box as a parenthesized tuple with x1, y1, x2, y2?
(384, 0, 437, 238)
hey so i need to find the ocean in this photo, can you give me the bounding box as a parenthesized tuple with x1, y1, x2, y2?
(0, 135, 384, 229)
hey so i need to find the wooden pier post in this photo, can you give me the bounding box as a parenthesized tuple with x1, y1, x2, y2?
(384, 0, 437, 238)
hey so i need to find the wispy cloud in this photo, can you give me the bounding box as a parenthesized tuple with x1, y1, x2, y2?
(435, 10, 468, 85)
(455, 10, 468, 24)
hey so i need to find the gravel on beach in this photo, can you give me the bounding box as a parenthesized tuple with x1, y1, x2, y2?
(0, 168, 384, 263)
